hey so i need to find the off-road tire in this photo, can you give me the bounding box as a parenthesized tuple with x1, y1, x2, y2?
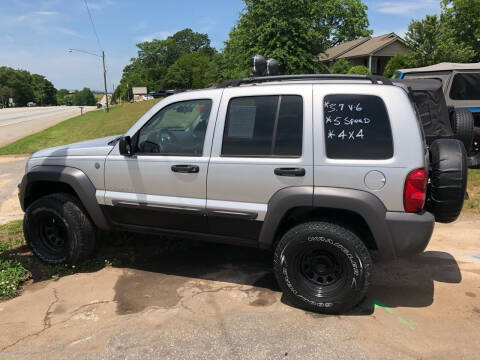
(24, 193, 96, 264)
(451, 109, 474, 152)
(273, 221, 372, 314)
(427, 139, 467, 223)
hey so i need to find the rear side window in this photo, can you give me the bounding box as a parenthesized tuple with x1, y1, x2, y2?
(323, 94, 393, 159)
(450, 73, 480, 100)
(222, 95, 303, 157)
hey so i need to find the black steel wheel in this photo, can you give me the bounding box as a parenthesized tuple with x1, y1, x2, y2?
(300, 249, 343, 286)
(24, 193, 96, 264)
(273, 221, 372, 314)
(35, 210, 69, 258)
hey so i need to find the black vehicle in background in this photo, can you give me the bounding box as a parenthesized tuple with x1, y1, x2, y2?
(394, 63, 480, 169)
(394, 77, 479, 168)
(148, 90, 176, 99)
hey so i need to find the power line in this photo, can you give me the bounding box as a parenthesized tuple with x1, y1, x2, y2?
(82, 0, 103, 51)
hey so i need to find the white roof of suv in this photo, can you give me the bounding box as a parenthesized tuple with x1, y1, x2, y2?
(398, 62, 480, 73)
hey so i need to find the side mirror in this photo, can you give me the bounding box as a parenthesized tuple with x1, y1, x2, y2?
(119, 136, 134, 156)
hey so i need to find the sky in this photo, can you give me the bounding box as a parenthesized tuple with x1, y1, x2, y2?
(0, 0, 442, 92)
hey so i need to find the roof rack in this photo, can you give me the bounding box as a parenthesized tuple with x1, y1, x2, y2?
(217, 74, 393, 88)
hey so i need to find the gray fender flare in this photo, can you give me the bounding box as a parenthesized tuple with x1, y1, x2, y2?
(258, 186, 396, 259)
(19, 165, 110, 230)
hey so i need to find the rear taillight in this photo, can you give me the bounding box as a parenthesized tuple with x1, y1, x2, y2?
(404, 168, 427, 212)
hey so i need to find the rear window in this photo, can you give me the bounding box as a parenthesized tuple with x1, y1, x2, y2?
(323, 94, 393, 159)
(222, 95, 303, 157)
(450, 73, 480, 100)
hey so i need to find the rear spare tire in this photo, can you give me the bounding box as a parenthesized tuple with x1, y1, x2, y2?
(451, 108, 474, 152)
(273, 221, 372, 314)
(426, 139, 467, 223)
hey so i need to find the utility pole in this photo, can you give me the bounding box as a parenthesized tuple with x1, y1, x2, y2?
(68, 48, 110, 111)
(102, 51, 109, 112)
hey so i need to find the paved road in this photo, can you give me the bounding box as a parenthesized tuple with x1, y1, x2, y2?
(0, 106, 96, 147)
(0, 215, 478, 359)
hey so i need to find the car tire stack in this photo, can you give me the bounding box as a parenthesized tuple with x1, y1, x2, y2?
(426, 139, 467, 223)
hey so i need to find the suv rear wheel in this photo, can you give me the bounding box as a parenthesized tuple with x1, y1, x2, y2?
(273, 221, 372, 314)
(24, 193, 96, 264)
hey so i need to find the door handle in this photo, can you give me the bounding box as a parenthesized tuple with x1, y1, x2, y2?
(171, 164, 199, 173)
(274, 167, 306, 177)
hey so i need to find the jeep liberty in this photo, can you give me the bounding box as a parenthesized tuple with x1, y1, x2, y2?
(18, 75, 467, 313)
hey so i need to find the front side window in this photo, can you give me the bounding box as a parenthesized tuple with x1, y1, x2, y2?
(450, 73, 480, 100)
(136, 99, 212, 156)
(221, 95, 303, 157)
(323, 94, 393, 159)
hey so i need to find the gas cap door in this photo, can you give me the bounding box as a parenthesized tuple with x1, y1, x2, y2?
(364, 170, 386, 190)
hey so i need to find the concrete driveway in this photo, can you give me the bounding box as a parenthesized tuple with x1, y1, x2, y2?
(0, 218, 479, 359)
(0, 106, 96, 147)
(0, 156, 28, 224)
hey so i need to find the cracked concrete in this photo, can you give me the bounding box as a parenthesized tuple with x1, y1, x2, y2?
(0, 219, 479, 359)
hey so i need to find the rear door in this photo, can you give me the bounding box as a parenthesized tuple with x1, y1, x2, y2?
(313, 84, 425, 212)
(206, 84, 313, 241)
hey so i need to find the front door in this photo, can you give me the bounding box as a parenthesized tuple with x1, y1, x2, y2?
(103, 92, 221, 233)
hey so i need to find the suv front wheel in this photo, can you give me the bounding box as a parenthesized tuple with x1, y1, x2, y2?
(273, 221, 372, 314)
(24, 193, 96, 264)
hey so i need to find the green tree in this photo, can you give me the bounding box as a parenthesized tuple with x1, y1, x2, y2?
(404, 14, 475, 67)
(332, 58, 350, 74)
(348, 65, 371, 75)
(56, 89, 70, 105)
(383, 53, 414, 77)
(441, 0, 480, 61)
(164, 52, 217, 89)
(31, 74, 57, 105)
(72, 88, 96, 106)
(115, 29, 217, 101)
(0, 67, 57, 107)
(315, 61, 331, 74)
(0, 68, 34, 107)
(220, 0, 372, 78)
(0, 86, 13, 108)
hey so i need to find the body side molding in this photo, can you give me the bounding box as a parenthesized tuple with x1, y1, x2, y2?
(19, 165, 110, 230)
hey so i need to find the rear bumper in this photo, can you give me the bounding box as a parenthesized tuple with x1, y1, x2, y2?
(385, 211, 435, 258)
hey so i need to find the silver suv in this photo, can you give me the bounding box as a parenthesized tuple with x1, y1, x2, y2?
(18, 75, 467, 313)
